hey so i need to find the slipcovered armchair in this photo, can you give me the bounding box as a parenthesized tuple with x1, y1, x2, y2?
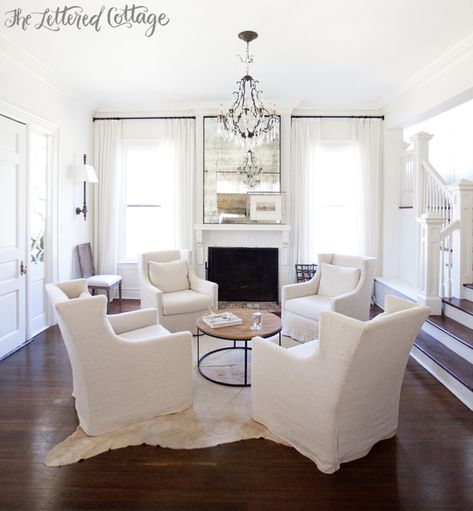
(46, 279, 193, 436)
(252, 296, 430, 474)
(138, 249, 218, 334)
(282, 253, 377, 342)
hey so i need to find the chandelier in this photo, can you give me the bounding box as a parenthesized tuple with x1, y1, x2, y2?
(218, 31, 278, 146)
(237, 150, 263, 189)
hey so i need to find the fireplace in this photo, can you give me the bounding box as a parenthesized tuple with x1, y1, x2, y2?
(207, 247, 279, 302)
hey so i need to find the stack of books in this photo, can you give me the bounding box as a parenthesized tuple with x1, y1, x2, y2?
(202, 312, 243, 329)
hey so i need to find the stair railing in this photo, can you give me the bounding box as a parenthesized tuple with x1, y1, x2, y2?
(409, 133, 473, 311)
(439, 219, 460, 298)
(421, 160, 452, 226)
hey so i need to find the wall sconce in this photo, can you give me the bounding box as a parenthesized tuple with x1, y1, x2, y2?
(76, 154, 98, 221)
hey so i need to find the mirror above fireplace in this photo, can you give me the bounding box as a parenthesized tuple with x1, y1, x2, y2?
(203, 116, 281, 224)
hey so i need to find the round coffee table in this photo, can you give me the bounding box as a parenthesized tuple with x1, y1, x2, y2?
(196, 309, 282, 387)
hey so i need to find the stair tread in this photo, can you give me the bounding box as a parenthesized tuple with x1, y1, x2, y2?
(415, 330, 473, 391)
(427, 315, 473, 350)
(442, 297, 473, 316)
(463, 283, 473, 290)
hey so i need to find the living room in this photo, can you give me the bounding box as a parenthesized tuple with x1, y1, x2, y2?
(1, 1, 473, 510)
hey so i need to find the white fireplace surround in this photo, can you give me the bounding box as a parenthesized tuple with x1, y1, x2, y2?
(193, 224, 292, 293)
(116, 224, 292, 299)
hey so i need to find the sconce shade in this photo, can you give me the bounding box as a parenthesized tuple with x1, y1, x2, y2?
(77, 164, 98, 183)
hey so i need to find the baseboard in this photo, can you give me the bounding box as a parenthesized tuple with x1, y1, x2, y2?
(121, 289, 141, 300)
(0, 336, 38, 363)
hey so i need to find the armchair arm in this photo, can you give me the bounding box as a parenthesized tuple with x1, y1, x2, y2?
(281, 275, 319, 304)
(188, 268, 218, 308)
(251, 337, 337, 439)
(330, 277, 368, 321)
(116, 329, 193, 350)
(107, 308, 158, 335)
(140, 277, 164, 313)
(384, 295, 417, 313)
(252, 337, 316, 397)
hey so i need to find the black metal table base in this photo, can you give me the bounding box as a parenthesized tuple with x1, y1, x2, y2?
(196, 329, 281, 387)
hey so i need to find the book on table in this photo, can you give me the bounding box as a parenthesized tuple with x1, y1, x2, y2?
(202, 312, 243, 329)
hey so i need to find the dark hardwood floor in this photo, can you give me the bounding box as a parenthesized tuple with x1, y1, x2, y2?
(0, 300, 472, 510)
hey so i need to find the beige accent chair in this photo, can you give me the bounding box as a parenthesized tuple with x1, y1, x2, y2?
(252, 296, 430, 474)
(282, 253, 377, 342)
(46, 279, 193, 436)
(138, 250, 218, 334)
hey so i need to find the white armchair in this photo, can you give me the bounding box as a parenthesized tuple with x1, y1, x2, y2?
(282, 253, 377, 342)
(138, 249, 218, 334)
(46, 279, 193, 436)
(252, 296, 430, 474)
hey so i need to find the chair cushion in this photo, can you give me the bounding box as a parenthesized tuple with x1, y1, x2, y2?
(285, 295, 332, 321)
(148, 260, 189, 293)
(317, 263, 360, 297)
(118, 324, 171, 341)
(87, 275, 121, 287)
(163, 290, 212, 316)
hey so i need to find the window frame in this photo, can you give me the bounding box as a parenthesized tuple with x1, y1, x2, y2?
(119, 139, 175, 263)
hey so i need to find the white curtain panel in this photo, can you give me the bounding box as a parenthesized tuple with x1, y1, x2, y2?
(93, 119, 122, 275)
(291, 118, 321, 264)
(162, 119, 195, 249)
(291, 117, 383, 265)
(351, 118, 383, 261)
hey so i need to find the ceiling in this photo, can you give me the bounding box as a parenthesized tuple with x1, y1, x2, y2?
(1, 0, 473, 111)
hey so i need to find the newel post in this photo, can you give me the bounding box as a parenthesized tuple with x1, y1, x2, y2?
(411, 132, 433, 216)
(449, 180, 473, 297)
(417, 212, 443, 315)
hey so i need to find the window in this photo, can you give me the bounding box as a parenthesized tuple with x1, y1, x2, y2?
(311, 143, 359, 254)
(120, 142, 176, 260)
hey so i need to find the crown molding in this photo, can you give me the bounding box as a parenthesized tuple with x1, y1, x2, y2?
(0, 32, 95, 109)
(291, 107, 384, 117)
(94, 98, 301, 115)
(381, 31, 473, 109)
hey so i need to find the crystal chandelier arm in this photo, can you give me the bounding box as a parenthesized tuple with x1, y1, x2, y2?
(219, 30, 278, 144)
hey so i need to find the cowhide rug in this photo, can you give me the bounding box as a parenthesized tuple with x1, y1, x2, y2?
(45, 334, 297, 466)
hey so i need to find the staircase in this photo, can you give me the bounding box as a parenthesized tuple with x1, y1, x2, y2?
(378, 131, 473, 410)
(374, 280, 473, 410)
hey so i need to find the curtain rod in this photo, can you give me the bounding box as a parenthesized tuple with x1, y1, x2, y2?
(93, 116, 196, 121)
(0, 113, 26, 125)
(291, 115, 384, 120)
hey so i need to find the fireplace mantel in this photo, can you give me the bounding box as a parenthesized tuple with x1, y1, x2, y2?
(194, 224, 291, 269)
(194, 224, 291, 232)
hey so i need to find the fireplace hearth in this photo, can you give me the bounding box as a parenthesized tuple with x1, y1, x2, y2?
(207, 247, 279, 302)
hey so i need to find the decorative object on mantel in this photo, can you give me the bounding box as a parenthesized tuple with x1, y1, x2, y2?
(204, 116, 280, 224)
(75, 154, 98, 221)
(247, 192, 285, 224)
(218, 31, 278, 146)
(238, 150, 263, 189)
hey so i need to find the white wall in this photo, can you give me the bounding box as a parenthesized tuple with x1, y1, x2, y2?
(404, 98, 473, 184)
(0, 51, 95, 280)
(384, 36, 473, 129)
(381, 39, 473, 284)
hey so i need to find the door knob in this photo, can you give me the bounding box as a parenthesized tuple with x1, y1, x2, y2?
(20, 261, 28, 276)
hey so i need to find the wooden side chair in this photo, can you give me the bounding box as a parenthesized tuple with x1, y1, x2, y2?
(76, 243, 122, 310)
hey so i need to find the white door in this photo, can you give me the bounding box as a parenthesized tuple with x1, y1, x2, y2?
(26, 130, 50, 338)
(0, 115, 27, 359)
